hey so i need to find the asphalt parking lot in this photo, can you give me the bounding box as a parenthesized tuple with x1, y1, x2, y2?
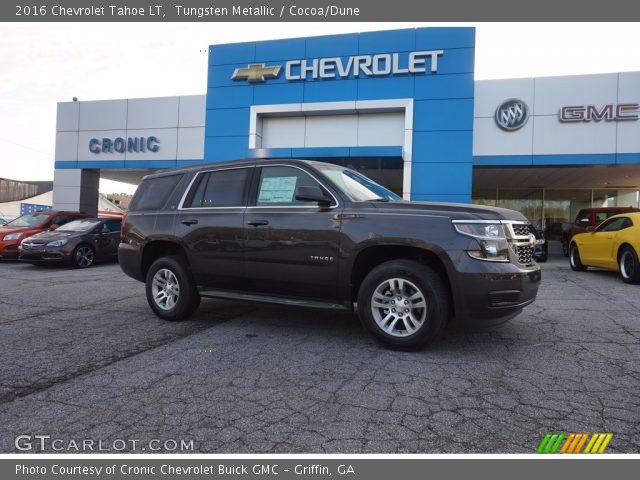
(0, 257, 639, 453)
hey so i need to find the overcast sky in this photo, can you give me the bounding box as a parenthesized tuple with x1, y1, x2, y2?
(1, 22, 639, 194)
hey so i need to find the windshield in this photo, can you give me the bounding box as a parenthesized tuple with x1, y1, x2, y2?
(6, 213, 50, 227)
(56, 219, 100, 232)
(316, 166, 401, 202)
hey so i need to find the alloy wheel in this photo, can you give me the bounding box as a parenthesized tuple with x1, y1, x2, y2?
(151, 268, 181, 311)
(75, 246, 94, 267)
(370, 277, 428, 337)
(620, 250, 635, 279)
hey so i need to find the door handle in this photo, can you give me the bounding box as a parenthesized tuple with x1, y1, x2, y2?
(247, 219, 269, 227)
(181, 219, 199, 226)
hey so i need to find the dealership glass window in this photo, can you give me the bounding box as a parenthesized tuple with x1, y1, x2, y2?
(495, 189, 543, 229)
(472, 188, 640, 242)
(542, 189, 593, 226)
(471, 189, 497, 207)
(184, 168, 249, 208)
(593, 189, 640, 209)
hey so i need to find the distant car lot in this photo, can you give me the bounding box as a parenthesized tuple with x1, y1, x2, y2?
(0, 259, 639, 453)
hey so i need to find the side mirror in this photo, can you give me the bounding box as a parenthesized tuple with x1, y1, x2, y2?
(577, 218, 590, 226)
(294, 186, 332, 206)
(586, 226, 596, 233)
(49, 224, 60, 231)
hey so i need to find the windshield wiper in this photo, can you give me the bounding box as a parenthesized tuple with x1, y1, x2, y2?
(369, 197, 390, 202)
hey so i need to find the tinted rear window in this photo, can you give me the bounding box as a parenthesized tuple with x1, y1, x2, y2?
(184, 168, 249, 208)
(129, 174, 184, 211)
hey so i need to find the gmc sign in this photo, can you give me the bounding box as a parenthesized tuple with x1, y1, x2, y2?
(559, 103, 640, 122)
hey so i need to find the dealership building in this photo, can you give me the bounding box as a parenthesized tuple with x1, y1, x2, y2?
(53, 27, 640, 228)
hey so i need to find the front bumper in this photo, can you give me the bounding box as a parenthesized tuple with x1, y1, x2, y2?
(0, 240, 20, 259)
(18, 247, 72, 264)
(449, 252, 541, 330)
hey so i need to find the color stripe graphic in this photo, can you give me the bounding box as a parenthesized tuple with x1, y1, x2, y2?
(537, 433, 612, 454)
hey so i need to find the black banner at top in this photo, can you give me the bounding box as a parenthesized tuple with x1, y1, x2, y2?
(3, 0, 640, 21)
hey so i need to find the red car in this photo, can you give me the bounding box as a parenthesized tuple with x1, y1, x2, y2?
(0, 211, 91, 260)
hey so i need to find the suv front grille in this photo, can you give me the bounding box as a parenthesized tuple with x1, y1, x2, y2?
(21, 241, 46, 250)
(512, 224, 531, 236)
(513, 244, 535, 264)
(504, 222, 536, 265)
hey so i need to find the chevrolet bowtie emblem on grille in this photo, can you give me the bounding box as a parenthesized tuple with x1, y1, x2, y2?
(231, 63, 282, 82)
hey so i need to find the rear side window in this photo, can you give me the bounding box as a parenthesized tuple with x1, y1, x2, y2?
(51, 215, 79, 226)
(104, 219, 122, 232)
(183, 168, 248, 208)
(576, 210, 590, 223)
(130, 174, 184, 211)
(597, 217, 629, 232)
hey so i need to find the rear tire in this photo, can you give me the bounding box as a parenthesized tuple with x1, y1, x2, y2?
(145, 256, 201, 321)
(357, 260, 450, 350)
(569, 243, 587, 272)
(619, 246, 640, 284)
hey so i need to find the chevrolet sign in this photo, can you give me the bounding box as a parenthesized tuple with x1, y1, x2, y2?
(231, 50, 444, 83)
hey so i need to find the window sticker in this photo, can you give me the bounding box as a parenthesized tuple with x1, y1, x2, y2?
(258, 176, 298, 203)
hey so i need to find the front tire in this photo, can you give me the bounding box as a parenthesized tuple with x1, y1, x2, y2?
(145, 256, 201, 321)
(72, 244, 95, 268)
(569, 243, 587, 271)
(619, 247, 640, 284)
(357, 260, 450, 349)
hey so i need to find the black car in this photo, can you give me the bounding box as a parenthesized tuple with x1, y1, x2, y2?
(119, 159, 541, 349)
(530, 225, 548, 263)
(19, 218, 121, 268)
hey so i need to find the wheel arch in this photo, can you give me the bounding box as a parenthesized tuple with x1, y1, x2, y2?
(349, 244, 455, 317)
(141, 239, 190, 281)
(617, 242, 636, 261)
(74, 241, 95, 251)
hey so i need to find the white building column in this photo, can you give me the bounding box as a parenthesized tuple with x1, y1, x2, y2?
(52, 169, 99, 216)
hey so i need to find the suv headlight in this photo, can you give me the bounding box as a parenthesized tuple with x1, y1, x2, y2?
(46, 239, 67, 247)
(453, 221, 510, 262)
(3, 233, 21, 241)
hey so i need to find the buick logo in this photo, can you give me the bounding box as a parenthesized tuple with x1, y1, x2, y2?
(495, 99, 529, 131)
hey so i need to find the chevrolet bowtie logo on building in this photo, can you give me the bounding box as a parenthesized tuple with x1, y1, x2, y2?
(537, 432, 613, 454)
(231, 63, 282, 82)
(495, 98, 529, 131)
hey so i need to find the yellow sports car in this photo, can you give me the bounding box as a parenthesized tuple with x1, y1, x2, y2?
(569, 212, 640, 284)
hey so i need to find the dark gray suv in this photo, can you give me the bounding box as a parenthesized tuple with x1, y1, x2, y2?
(119, 159, 541, 349)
